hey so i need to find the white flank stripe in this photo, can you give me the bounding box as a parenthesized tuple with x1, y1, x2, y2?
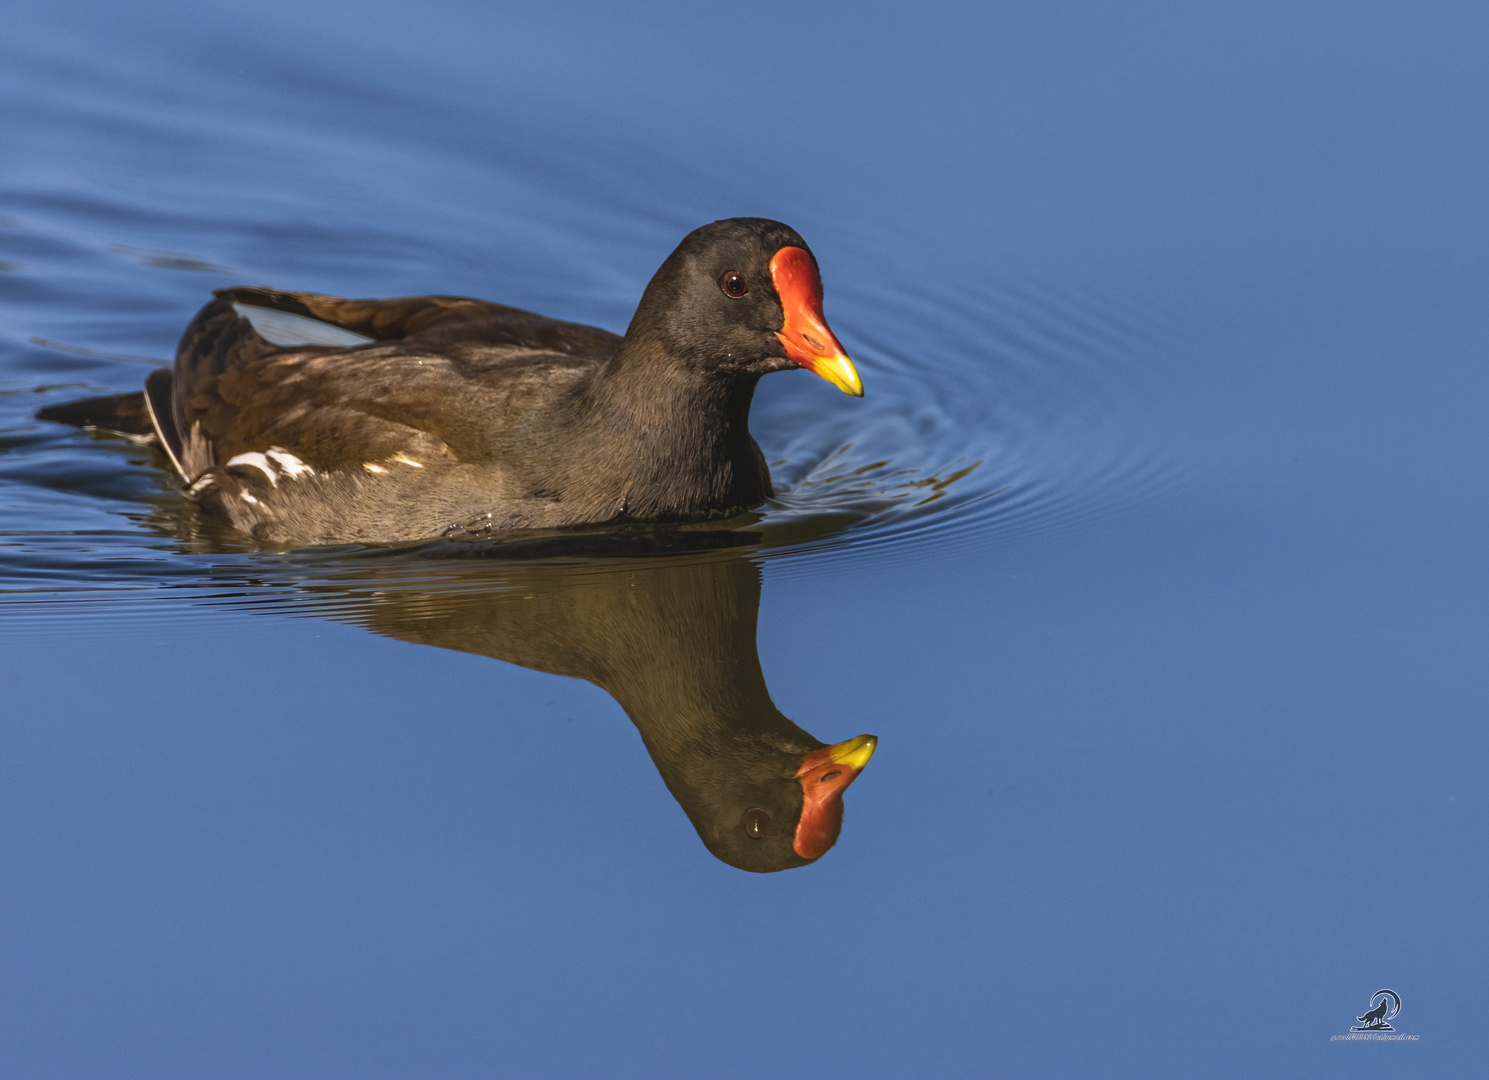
(266, 446, 316, 478)
(225, 451, 278, 485)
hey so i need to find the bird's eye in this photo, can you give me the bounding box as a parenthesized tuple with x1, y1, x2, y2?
(741, 807, 770, 839)
(720, 270, 749, 298)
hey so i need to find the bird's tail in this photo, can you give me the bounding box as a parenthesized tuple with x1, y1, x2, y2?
(37, 391, 154, 438)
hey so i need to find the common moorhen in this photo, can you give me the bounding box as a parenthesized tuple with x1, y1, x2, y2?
(39, 218, 862, 546)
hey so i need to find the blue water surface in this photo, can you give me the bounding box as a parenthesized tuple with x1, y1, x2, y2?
(2, 1, 1487, 1076)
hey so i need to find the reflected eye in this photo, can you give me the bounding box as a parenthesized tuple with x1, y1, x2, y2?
(741, 807, 770, 839)
(720, 270, 749, 298)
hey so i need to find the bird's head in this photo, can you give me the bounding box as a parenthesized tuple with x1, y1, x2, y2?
(625, 217, 863, 396)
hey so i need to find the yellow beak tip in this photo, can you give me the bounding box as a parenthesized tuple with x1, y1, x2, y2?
(811, 354, 864, 397)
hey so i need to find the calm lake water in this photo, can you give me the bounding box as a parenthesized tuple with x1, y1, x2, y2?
(3, 1, 1487, 1075)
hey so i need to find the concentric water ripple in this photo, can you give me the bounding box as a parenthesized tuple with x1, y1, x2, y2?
(748, 272, 1198, 575)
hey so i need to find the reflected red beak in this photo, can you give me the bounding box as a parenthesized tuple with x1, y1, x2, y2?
(793, 734, 878, 859)
(769, 246, 864, 397)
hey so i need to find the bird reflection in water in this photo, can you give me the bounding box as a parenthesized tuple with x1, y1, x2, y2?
(291, 540, 876, 872)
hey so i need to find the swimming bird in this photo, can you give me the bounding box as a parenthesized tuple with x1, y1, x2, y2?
(39, 218, 862, 546)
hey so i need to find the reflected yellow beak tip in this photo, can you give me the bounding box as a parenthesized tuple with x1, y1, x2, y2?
(827, 733, 878, 770)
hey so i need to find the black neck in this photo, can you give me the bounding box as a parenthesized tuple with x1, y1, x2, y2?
(583, 341, 770, 516)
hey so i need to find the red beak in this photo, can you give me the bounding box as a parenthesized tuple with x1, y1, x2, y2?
(769, 246, 864, 397)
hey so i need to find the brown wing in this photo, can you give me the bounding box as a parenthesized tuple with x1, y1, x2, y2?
(170, 290, 622, 481)
(209, 288, 621, 355)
